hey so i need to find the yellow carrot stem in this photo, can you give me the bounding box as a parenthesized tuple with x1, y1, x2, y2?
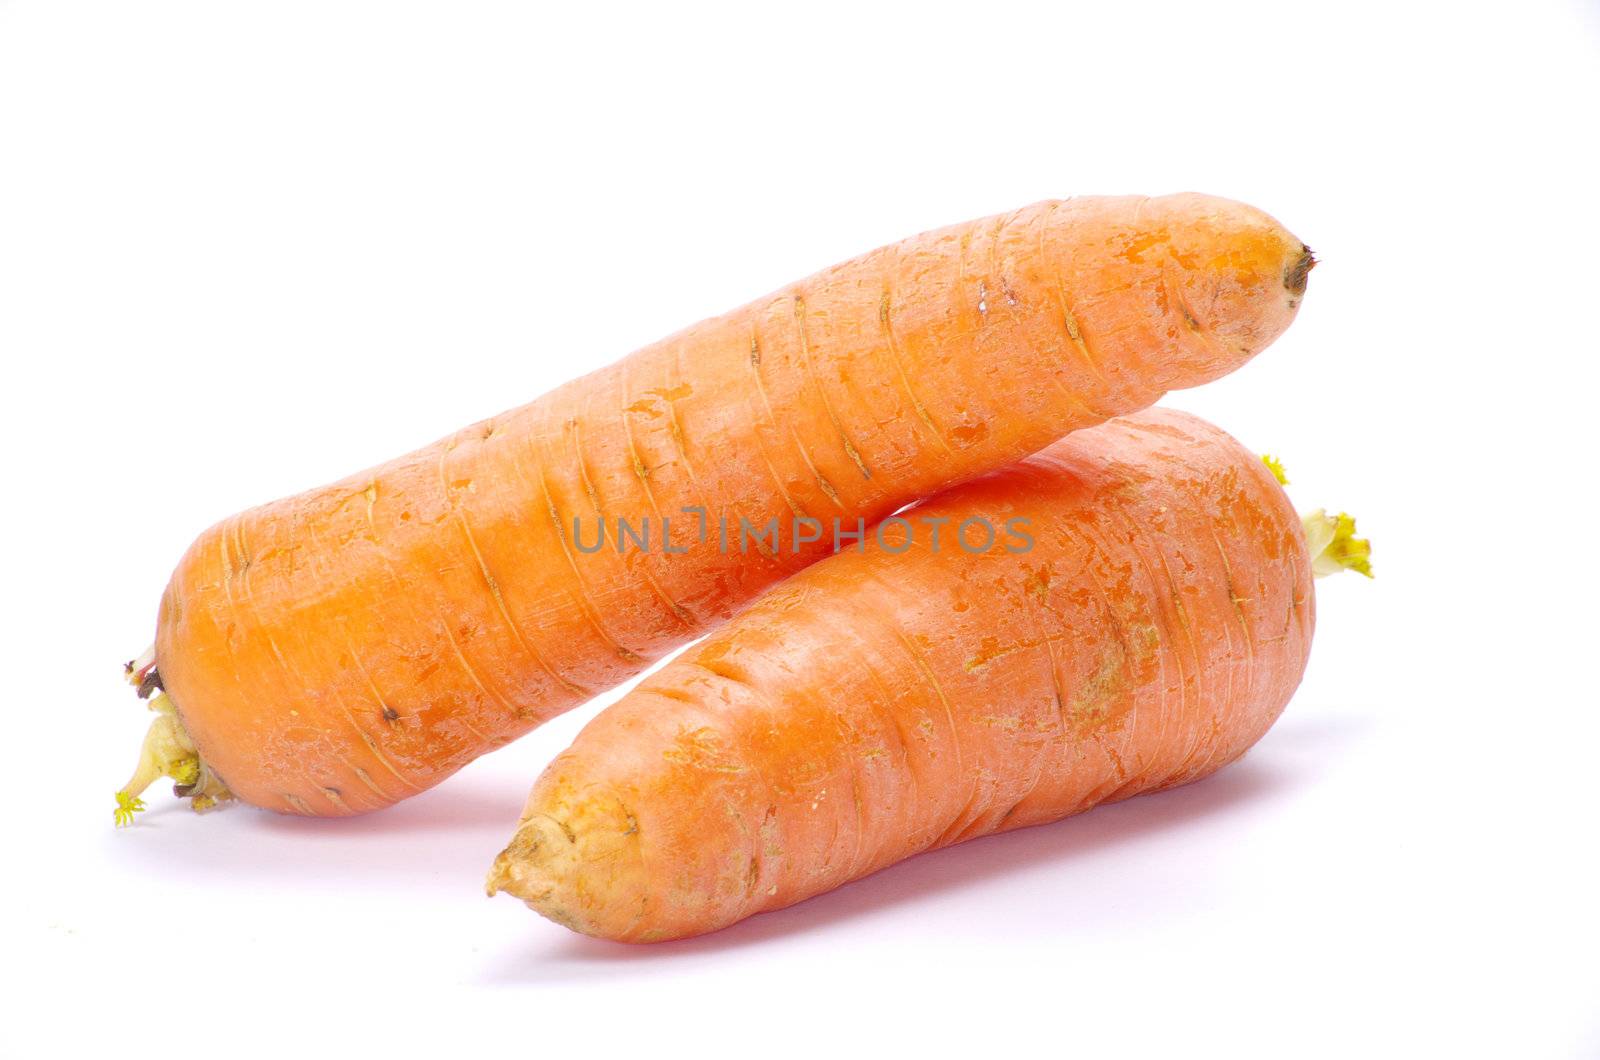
(1261, 453, 1289, 485)
(115, 678, 233, 827)
(1302, 509, 1373, 579)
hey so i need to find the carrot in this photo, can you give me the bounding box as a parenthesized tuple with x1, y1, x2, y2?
(485, 409, 1370, 942)
(120, 194, 1313, 822)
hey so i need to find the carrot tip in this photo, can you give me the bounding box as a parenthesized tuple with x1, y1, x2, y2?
(1285, 245, 1316, 295)
(1302, 509, 1373, 579)
(1261, 453, 1290, 486)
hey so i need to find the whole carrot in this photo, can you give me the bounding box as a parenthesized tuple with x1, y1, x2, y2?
(120, 195, 1313, 822)
(486, 409, 1369, 942)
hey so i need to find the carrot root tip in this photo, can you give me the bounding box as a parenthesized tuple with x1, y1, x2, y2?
(1285, 245, 1316, 295)
(485, 816, 555, 900)
(1302, 508, 1373, 579)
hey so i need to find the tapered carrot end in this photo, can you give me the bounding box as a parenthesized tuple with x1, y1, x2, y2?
(1285, 247, 1316, 297)
(1152, 193, 1312, 387)
(488, 792, 649, 940)
(1302, 509, 1373, 579)
(485, 814, 570, 899)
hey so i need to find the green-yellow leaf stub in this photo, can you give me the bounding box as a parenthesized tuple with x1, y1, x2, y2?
(1261, 453, 1289, 486)
(113, 791, 146, 828)
(1302, 509, 1373, 579)
(114, 680, 234, 827)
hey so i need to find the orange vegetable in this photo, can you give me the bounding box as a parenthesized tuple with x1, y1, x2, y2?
(119, 195, 1312, 822)
(486, 409, 1369, 942)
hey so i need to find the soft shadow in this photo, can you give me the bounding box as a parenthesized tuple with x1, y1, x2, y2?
(251, 781, 523, 836)
(481, 758, 1285, 983)
(105, 773, 529, 888)
(481, 710, 1372, 982)
(1253, 709, 1376, 752)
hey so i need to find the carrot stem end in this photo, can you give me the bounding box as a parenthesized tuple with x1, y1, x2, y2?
(1302, 509, 1373, 579)
(115, 650, 234, 827)
(1261, 453, 1290, 485)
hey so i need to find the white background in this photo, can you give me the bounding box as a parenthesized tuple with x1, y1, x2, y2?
(3, 1, 1597, 1056)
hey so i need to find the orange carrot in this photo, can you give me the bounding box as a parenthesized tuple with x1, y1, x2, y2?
(119, 195, 1312, 823)
(486, 409, 1369, 942)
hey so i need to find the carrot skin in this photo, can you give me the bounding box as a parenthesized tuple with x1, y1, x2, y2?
(154, 195, 1310, 815)
(488, 409, 1316, 942)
